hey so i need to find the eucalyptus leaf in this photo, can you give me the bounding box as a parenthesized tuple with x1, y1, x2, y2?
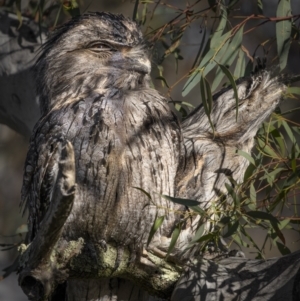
(191, 28, 207, 69)
(161, 195, 200, 207)
(200, 76, 214, 131)
(260, 168, 284, 186)
(182, 31, 231, 96)
(190, 232, 215, 245)
(271, 220, 286, 245)
(225, 182, 240, 207)
(276, 0, 292, 70)
(232, 233, 249, 248)
(221, 25, 244, 67)
(287, 87, 300, 95)
(246, 210, 279, 225)
(269, 128, 286, 156)
(282, 120, 296, 143)
(156, 76, 169, 88)
(147, 215, 165, 246)
(276, 241, 291, 255)
(223, 220, 239, 238)
(249, 183, 256, 204)
(279, 218, 291, 230)
(244, 163, 257, 182)
(257, 0, 263, 13)
(216, 63, 239, 120)
(211, 5, 227, 48)
(237, 150, 256, 166)
(166, 223, 181, 257)
(132, 0, 139, 21)
(283, 170, 300, 188)
(257, 136, 280, 158)
(190, 224, 206, 243)
(190, 206, 208, 217)
(234, 48, 246, 79)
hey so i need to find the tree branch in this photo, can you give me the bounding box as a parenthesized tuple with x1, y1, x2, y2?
(172, 251, 300, 301)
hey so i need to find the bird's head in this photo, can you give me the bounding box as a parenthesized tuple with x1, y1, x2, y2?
(36, 12, 151, 115)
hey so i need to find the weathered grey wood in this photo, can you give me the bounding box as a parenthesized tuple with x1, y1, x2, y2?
(173, 72, 287, 255)
(67, 279, 166, 301)
(172, 251, 300, 301)
(177, 73, 285, 204)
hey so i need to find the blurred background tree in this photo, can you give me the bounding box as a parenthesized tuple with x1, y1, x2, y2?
(0, 0, 300, 300)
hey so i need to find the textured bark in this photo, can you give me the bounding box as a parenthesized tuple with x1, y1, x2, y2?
(172, 251, 300, 301)
(177, 74, 284, 203)
(66, 279, 165, 301)
(0, 11, 299, 301)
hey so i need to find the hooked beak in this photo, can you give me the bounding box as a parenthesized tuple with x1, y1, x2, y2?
(127, 57, 151, 74)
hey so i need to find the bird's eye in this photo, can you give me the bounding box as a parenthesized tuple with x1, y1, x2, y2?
(89, 42, 114, 52)
(94, 44, 109, 50)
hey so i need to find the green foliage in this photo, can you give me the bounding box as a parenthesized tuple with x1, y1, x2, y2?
(3, 0, 80, 28)
(276, 0, 292, 70)
(132, 0, 300, 257)
(161, 195, 200, 207)
(226, 114, 300, 257)
(147, 215, 165, 247)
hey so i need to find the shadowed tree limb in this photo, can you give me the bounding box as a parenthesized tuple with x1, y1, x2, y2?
(172, 251, 300, 301)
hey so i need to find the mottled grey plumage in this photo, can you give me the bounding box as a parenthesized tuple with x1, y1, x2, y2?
(22, 12, 182, 256)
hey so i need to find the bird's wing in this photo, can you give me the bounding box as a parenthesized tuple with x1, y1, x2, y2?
(20, 93, 107, 242)
(21, 113, 65, 242)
